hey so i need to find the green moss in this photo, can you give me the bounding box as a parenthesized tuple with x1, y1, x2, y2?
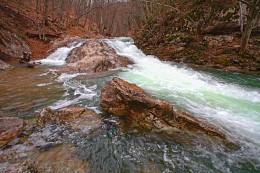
(213, 55, 229, 66)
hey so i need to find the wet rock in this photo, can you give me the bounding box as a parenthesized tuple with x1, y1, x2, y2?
(0, 29, 31, 60)
(31, 144, 89, 173)
(37, 105, 102, 129)
(62, 39, 132, 73)
(37, 107, 55, 129)
(0, 60, 11, 70)
(100, 77, 226, 138)
(0, 116, 25, 146)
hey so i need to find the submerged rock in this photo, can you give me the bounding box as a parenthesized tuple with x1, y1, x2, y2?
(0, 60, 11, 70)
(100, 77, 226, 138)
(0, 116, 25, 146)
(61, 39, 132, 73)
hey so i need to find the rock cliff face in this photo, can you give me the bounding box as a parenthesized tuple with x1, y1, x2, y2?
(61, 40, 132, 73)
(100, 77, 226, 138)
(0, 29, 31, 60)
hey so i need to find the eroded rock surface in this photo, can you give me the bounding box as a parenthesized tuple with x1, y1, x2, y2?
(100, 77, 226, 138)
(37, 105, 102, 131)
(61, 39, 132, 73)
(0, 116, 25, 146)
(0, 29, 31, 60)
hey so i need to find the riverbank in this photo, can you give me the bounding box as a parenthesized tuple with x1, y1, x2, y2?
(135, 33, 260, 74)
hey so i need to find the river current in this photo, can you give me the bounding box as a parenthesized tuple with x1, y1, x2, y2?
(0, 37, 259, 172)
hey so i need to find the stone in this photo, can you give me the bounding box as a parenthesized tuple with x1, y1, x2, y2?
(0, 163, 26, 173)
(100, 77, 226, 138)
(0, 60, 11, 70)
(61, 39, 132, 73)
(0, 29, 31, 60)
(37, 107, 55, 129)
(37, 105, 102, 130)
(0, 116, 25, 146)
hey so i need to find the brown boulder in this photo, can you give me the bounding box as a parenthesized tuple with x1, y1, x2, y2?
(0, 60, 11, 70)
(0, 116, 25, 146)
(37, 105, 102, 129)
(61, 39, 132, 73)
(0, 29, 31, 60)
(100, 77, 226, 139)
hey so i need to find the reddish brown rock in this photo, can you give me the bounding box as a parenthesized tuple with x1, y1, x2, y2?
(0, 116, 25, 146)
(99, 77, 226, 138)
(37, 105, 102, 129)
(0, 29, 31, 60)
(61, 39, 132, 73)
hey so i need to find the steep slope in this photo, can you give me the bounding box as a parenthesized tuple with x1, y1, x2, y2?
(0, 0, 98, 61)
(134, 0, 260, 72)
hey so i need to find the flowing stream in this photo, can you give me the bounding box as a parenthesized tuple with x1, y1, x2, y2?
(0, 37, 259, 172)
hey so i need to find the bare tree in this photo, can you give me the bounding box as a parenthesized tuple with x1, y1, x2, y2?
(239, 0, 260, 54)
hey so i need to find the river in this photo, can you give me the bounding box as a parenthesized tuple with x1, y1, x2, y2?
(0, 37, 259, 172)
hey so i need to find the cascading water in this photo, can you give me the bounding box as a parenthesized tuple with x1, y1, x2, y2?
(1, 37, 259, 172)
(105, 38, 260, 145)
(38, 41, 83, 66)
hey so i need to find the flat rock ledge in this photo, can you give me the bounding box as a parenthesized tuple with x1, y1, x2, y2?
(61, 39, 132, 73)
(0, 116, 25, 146)
(99, 77, 226, 139)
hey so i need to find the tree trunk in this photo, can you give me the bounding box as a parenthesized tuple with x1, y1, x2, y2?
(240, 17, 254, 54)
(240, 0, 260, 54)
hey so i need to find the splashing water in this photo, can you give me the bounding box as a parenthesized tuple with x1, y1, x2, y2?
(106, 38, 260, 145)
(37, 41, 83, 66)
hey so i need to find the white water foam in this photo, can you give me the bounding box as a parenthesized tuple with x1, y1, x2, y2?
(50, 73, 98, 110)
(37, 41, 83, 66)
(106, 38, 260, 145)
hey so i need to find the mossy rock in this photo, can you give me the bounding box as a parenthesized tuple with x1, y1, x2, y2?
(213, 54, 230, 66)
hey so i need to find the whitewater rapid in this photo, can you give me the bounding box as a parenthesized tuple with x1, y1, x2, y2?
(40, 37, 260, 145)
(38, 41, 83, 66)
(105, 38, 260, 145)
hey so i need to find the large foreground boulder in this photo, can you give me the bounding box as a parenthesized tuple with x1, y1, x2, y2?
(100, 77, 225, 138)
(61, 39, 132, 73)
(0, 29, 31, 60)
(0, 116, 25, 146)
